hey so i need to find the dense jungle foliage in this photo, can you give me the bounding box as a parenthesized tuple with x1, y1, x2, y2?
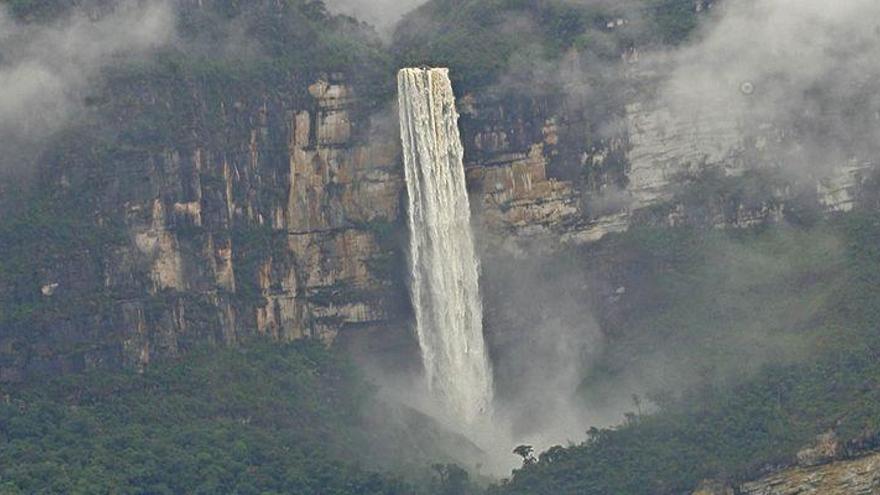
(492, 211, 880, 494)
(1, 0, 394, 99)
(0, 340, 414, 494)
(393, 0, 701, 90)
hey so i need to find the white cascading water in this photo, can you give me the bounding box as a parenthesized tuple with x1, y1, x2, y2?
(397, 67, 494, 424)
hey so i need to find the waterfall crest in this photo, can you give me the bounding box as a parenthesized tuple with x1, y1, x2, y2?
(397, 67, 493, 423)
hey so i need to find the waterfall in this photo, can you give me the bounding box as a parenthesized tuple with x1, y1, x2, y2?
(397, 67, 494, 424)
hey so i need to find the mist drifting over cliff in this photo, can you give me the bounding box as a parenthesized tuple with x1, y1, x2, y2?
(0, 1, 173, 175)
(2, 0, 880, 492)
(387, 0, 880, 471)
(653, 0, 880, 176)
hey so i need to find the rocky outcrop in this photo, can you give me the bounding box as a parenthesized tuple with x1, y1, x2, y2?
(796, 431, 843, 467)
(739, 451, 880, 495)
(691, 434, 880, 495)
(466, 144, 582, 253)
(692, 480, 734, 495)
(466, 105, 875, 254)
(460, 92, 632, 253)
(817, 161, 873, 213)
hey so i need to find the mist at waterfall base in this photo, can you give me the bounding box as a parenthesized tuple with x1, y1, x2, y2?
(350, 0, 880, 479)
(384, 67, 612, 475)
(304, 0, 880, 480)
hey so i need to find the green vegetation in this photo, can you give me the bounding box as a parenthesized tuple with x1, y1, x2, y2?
(393, 0, 701, 91)
(589, 222, 839, 394)
(492, 212, 880, 494)
(230, 225, 288, 304)
(2, 0, 394, 101)
(0, 173, 126, 331)
(0, 340, 412, 494)
(172, 0, 394, 99)
(646, 0, 701, 44)
(4, 2, 880, 494)
(7, 205, 880, 495)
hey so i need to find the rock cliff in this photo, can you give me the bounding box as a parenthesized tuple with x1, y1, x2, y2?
(461, 74, 876, 255)
(693, 451, 880, 495)
(0, 69, 409, 380)
(739, 452, 880, 495)
(691, 432, 880, 495)
(4, 0, 880, 384)
(7, 60, 877, 379)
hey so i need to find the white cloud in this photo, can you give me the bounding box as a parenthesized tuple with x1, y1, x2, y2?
(0, 1, 174, 155)
(654, 0, 880, 170)
(324, 0, 426, 37)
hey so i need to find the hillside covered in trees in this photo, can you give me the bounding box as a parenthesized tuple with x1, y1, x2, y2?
(4, 0, 880, 494)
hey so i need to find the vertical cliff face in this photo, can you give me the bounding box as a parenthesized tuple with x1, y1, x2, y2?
(4, 0, 879, 384)
(461, 78, 877, 255)
(459, 91, 628, 253)
(0, 68, 408, 380)
(4, 69, 875, 381)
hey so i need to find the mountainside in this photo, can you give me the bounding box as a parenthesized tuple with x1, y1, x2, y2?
(489, 211, 880, 494)
(0, 0, 414, 381)
(739, 450, 880, 495)
(3, 0, 880, 494)
(6, 0, 876, 381)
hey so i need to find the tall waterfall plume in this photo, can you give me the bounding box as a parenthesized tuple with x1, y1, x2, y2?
(397, 67, 494, 424)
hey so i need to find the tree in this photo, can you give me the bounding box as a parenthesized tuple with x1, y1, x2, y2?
(513, 445, 536, 466)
